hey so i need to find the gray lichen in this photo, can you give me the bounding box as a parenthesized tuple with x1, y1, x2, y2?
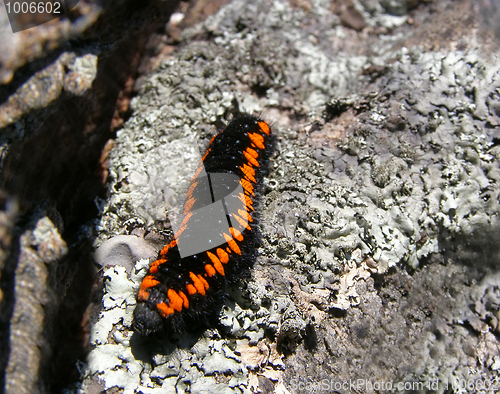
(82, 0, 500, 392)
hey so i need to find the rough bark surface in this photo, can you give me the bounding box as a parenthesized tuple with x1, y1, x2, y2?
(1, 0, 500, 393)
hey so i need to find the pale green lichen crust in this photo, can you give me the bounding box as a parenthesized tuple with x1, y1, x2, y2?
(78, 0, 500, 393)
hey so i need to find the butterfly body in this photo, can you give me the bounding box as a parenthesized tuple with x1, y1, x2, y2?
(133, 115, 272, 335)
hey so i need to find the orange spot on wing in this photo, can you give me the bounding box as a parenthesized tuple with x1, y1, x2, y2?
(186, 283, 197, 295)
(236, 193, 254, 211)
(184, 197, 196, 214)
(214, 258, 225, 275)
(205, 263, 216, 277)
(240, 163, 256, 183)
(167, 289, 184, 312)
(207, 250, 225, 274)
(173, 212, 193, 239)
(179, 211, 193, 228)
(258, 121, 271, 136)
(140, 275, 160, 291)
(198, 274, 209, 290)
(238, 208, 253, 223)
(247, 132, 265, 149)
(217, 248, 229, 264)
(245, 194, 254, 210)
(223, 232, 242, 255)
(207, 251, 221, 265)
(232, 212, 251, 231)
(178, 290, 189, 308)
(157, 302, 174, 317)
(240, 179, 254, 196)
(150, 259, 167, 274)
(230, 227, 244, 241)
(174, 225, 187, 239)
(193, 163, 205, 179)
(201, 147, 212, 161)
(245, 164, 256, 177)
(190, 272, 206, 295)
(185, 181, 199, 200)
(138, 274, 160, 301)
(244, 151, 259, 167)
(160, 239, 177, 256)
(246, 147, 259, 158)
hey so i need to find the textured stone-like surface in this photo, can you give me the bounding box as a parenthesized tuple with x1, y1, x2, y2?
(0, 0, 100, 85)
(82, 0, 500, 393)
(0, 1, 182, 393)
(4, 215, 67, 394)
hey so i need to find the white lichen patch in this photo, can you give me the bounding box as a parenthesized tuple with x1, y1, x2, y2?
(81, 0, 500, 392)
(81, 262, 150, 393)
(79, 254, 286, 393)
